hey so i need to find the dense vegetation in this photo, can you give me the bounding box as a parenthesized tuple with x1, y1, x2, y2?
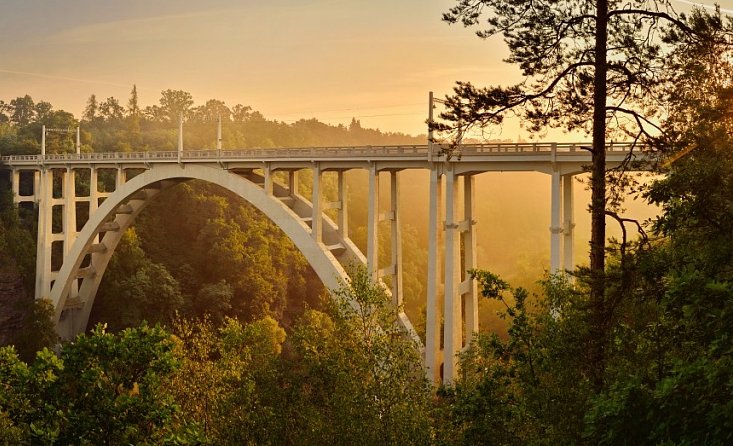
(0, 5, 732, 445)
(0, 271, 432, 445)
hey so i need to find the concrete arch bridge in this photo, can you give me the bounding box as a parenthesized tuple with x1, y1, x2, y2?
(1, 141, 645, 383)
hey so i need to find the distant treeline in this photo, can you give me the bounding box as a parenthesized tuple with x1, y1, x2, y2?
(0, 87, 425, 156)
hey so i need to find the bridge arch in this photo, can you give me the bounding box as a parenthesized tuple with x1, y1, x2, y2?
(50, 164, 356, 339)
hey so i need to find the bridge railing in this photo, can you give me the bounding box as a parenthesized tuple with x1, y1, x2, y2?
(451, 142, 639, 154)
(0, 142, 642, 163)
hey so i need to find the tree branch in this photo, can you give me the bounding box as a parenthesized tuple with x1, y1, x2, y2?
(607, 9, 695, 36)
(440, 61, 595, 127)
(605, 105, 665, 140)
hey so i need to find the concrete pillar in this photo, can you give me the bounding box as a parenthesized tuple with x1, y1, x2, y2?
(63, 168, 79, 300)
(288, 171, 299, 197)
(311, 164, 322, 243)
(550, 169, 562, 274)
(426, 167, 442, 383)
(116, 168, 126, 191)
(90, 168, 99, 213)
(337, 170, 348, 238)
(563, 175, 575, 272)
(178, 113, 183, 163)
(34, 169, 52, 300)
(443, 167, 461, 384)
(428, 91, 434, 163)
(389, 171, 403, 307)
(63, 168, 77, 253)
(367, 165, 379, 281)
(263, 164, 273, 196)
(89, 167, 100, 248)
(33, 171, 40, 200)
(217, 116, 222, 152)
(11, 169, 20, 204)
(462, 174, 478, 343)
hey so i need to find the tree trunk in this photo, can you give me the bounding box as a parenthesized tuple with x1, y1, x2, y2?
(590, 0, 609, 390)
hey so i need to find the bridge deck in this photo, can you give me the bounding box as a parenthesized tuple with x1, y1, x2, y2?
(0, 142, 643, 170)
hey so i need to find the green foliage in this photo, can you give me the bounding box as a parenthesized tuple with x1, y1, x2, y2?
(278, 267, 432, 445)
(129, 181, 323, 326)
(0, 187, 35, 290)
(11, 299, 58, 363)
(435, 272, 592, 445)
(0, 324, 186, 445)
(90, 228, 184, 331)
(164, 267, 431, 445)
(193, 280, 233, 324)
(164, 315, 286, 445)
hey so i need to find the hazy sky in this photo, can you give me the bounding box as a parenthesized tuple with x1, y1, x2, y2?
(1, 0, 731, 136)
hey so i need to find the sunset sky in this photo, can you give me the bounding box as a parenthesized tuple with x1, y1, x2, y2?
(1, 0, 731, 137)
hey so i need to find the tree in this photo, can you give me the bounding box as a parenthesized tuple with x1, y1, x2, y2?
(231, 104, 254, 122)
(193, 280, 233, 323)
(0, 324, 187, 444)
(164, 315, 287, 445)
(127, 84, 141, 118)
(280, 267, 432, 445)
(82, 94, 98, 123)
(192, 99, 231, 123)
(9, 95, 35, 127)
(433, 271, 595, 445)
(585, 10, 733, 444)
(0, 100, 10, 123)
(11, 299, 58, 363)
(143, 104, 165, 123)
(159, 89, 194, 123)
(33, 101, 53, 123)
(99, 96, 125, 122)
(438, 0, 719, 388)
(127, 85, 142, 139)
(90, 228, 184, 331)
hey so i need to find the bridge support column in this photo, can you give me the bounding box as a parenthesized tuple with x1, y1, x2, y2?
(337, 171, 348, 238)
(563, 175, 575, 272)
(426, 166, 442, 383)
(288, 171, 299, 197)
(116, 168, 126, 190)
(90, 168, 99, 213)
(63, 169, 79, 300)
(387, 171, 402, 307)
(63, 169, 77, 254)
(550, 169, 563, 274)
(425, 169, 478, 385)
(35, 168, 53, 301)
(89, 167, 101, 251)
(443, 167, 461, 383)
(311, 164, 323, 243)
(367, 165, 379, 281)
(11, 169, 19, 204)
(263, 163, 273, 196)
(462, 175, 478, 346)
(33, 171, 40, 202)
